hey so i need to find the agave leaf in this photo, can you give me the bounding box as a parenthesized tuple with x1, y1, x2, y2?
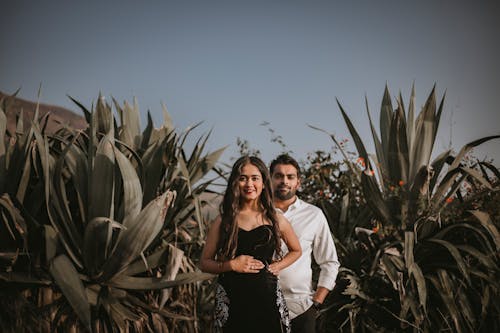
(337, 98, 371, 168)
(68, 95, 92, 124)
(64, 143, 88, 220)
(115, 98, 141, 149)
(365, 95, 386, 177)
(16, 109, 24, 135)
(102, 191, 176, 280)
(480, 286, 490, 321)
(409, 165, 429, 215)
(477, 160, 500, 180)
(406, 83, 416, 151)
(380, 85, 393, 159)
(409, 88, 436, 181)
(161, 102, 174, 133)
(179, 121, 203, 148)
(404, 232, 415, 268)
(0, 271, 51, 284)
(53, 141, 85, 244)
(408, 262, 427, 312)
(160, 244, 185, 308)
(459, 166, 493, 189)
(455, 245, 495, 269)
(44, 225, 58, 262)
(433, 90, 445, 143)
(37, 126, 82, 268)
(110, 271, 213, 290)
(89, 133, 115, 221)
(142, 136, 170, 205)
(113, 145, 142, 226)
(380, 254, 399, 291)
(361, 172, 391, 224)
(468, 210, 500, 251)
(190, 146, 226, 185)
(426, 238, 470, 284)
(434, 270, 464, 333)
(433, 222, 495, 254)
(0, 105, 6, 155)
(49, 254, 92, 332)
(435, 166, 492, 210)
(388, 106, 409, 184)
(83, 217, 125, 277)
(123, 245, 169, 276)
(96, 94, 113, 136)
(432, 168, 467, 209)
(429, 149, 452, 193)
(15, 146, 32, 202)
(140, 112, 154, 151)
(448, 135, 500, 171)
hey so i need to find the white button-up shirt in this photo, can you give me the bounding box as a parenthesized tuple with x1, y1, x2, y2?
(278, 197, 340, 319)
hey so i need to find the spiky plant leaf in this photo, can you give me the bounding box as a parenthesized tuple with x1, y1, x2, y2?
(103, 191, 176, 280)
(337, 98, 371, 169)
(387, 106, 409, 185)
(468, 210, 500, 251)
(89, 133, 115, 221)
(49, 254, 92, 332)
(123, 245, 169, 276)
(380, 85, 393, 158)
(426, 238, 471, 284)
(408, 262, 427, 312)
(113, 145, 142, 226)
(110, 271, 213, 290)
(365, 95, 386, 177)
(409, 87, 439, 182)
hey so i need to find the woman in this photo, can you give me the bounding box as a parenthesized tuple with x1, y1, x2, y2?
(200, 156, 302, 333)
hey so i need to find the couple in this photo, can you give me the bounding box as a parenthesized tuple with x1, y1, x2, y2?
(200, 154, 340, 333)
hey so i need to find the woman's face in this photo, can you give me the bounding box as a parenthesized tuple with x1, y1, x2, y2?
(238, 163, 264, 202)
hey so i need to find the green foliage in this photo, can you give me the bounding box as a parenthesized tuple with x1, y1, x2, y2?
(0, 93, 224, 332)
(311, 85, 500, 332)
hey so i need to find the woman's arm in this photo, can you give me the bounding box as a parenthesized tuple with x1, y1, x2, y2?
(199, 216, 264, 274)
(268, 215, 301, 275)
(199, 216, 227, 274)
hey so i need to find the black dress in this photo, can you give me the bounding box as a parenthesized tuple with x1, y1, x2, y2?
(214, 225, 290, 333)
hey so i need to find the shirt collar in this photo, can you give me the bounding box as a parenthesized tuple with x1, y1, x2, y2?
(276, 196, 302, 213)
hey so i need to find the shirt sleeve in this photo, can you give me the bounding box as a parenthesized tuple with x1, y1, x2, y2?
(312, 209, 340, 290)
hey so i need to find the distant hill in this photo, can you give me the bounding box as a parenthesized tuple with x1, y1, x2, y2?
(0, 91, 87, 135)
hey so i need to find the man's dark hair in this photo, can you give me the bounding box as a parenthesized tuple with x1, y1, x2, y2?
(269, 154, 301, 175)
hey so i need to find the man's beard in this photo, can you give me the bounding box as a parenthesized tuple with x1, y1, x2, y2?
(274, 187, 295, 200)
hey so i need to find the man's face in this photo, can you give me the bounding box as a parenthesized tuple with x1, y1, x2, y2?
(271, 164, 300, 201)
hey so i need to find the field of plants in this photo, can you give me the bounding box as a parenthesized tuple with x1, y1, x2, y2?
(1, 86, 498, 332)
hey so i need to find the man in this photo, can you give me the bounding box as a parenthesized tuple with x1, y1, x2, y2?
(270, 154, 340, 333)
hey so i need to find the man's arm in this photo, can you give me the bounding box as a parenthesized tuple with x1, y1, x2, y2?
(312, 210, 340, 304)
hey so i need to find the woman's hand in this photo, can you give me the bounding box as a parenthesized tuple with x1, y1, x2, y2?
(230, 255, 265, 273)
(267, 261, 281, 276)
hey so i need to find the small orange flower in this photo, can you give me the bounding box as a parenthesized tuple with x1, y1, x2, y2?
(364, 169, 375, 176)
(356, 157, 366, 168)
(445, 197, 454, 204)
(398, 180, 405, 186)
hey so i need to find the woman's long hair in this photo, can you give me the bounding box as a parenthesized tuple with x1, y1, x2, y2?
(217, 156, 282, 261)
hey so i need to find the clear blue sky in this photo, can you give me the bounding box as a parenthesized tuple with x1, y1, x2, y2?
(1, 0, 499, 166)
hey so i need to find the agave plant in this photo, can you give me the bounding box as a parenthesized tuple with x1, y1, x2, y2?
(318, 85, 500, 332)
(1, 92, 224, 332)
